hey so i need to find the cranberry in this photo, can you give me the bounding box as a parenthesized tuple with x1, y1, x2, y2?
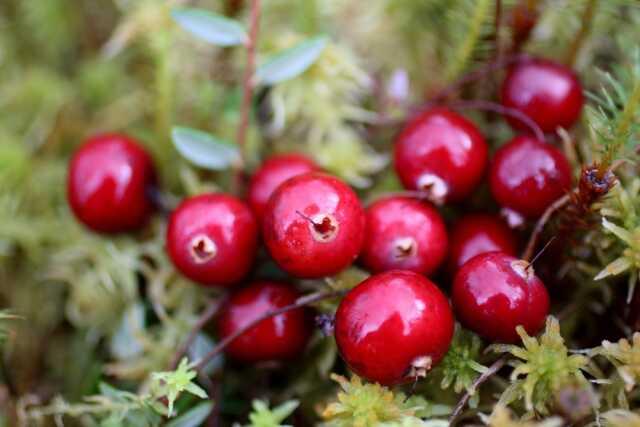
(489, 135, 572, 218)
(448, 214, 518, 273)
(167, 194, 258, 287)
(394, 108, 488, 204)
(452, 252, 549, 343)
(501, 58, 584, 132)
(67, 133, 156, 233)
(247, 153, 319, 220)
(217, 281, 312, 362)
(334, 270, 454, 385)
(361, 196, 448, 275)
(262, 173, 365, 278)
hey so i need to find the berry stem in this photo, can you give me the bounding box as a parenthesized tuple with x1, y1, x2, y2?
(522, 193, 571, 261)
(565, 0, 597, 67)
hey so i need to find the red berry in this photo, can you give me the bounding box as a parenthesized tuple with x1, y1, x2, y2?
(248, 153, 319, 220)
(501, 58, 584, 133)
(452, 252, 549, 343)
(262, 173, 365, 278)
(361, 197, 448, 275)
(489, 136, 572, 218)
(167, 194, 258, 287)
(67, 133, 156, 233)
(394, 108, 488, 204)
(217, 281, 312, 362)
(335, 270, 454, 385)
(448, 214, 518, 273)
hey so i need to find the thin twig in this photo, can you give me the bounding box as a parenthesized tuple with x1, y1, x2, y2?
(565, 0, 597, 67)
(522, 193, 572, 261)
(494, 0, 503, 65)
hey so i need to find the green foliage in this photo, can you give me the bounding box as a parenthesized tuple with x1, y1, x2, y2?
(245, 399, 299, 427)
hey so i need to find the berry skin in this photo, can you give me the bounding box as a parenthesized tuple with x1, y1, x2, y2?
(217, 281, 312, 362)
(452, 252, 549, 343)
(334, 270, 454, 386)
(67, 133, 156, 233)
(448, 214, 518, 273)
(361, 196, 448, 275)
(501, 58, 584, 133)
(247, 153, 319, 220)
(167, 194, 258, 287)
(394, 108, 488, 204)
(262, 172, 365, 279)
(489, 135, 572, 218)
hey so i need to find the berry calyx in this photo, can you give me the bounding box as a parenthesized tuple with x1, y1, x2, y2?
(262, 173, 365, 278)
(334, 270, 454, 385)
(361, 196, 448, 275)
(394, 108, 488, 204)
(489, 135, 572, 218)
(217, 281, 312, 362)
(167, 194, 258, 287)
(452, 251, 549, 343)
(67, 133, 156, 233)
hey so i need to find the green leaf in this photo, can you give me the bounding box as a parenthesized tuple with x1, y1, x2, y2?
(172, 127, 241, 170)
(171, 8, 247, 46)
(166, 402, 214, 427)
(255, 36, 329, 85)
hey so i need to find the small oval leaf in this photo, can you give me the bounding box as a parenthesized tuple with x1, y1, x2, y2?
(171, 8, 247, 46)
(166, 402, 213, 427)
(255, 36, 329, 85)
(172, 127, 240, 170)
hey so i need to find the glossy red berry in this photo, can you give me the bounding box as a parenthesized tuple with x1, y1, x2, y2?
(452, 252, 549, 343)
(217, 281, 312, 362)
(394, 108, 488, 204)
(263, 173, 365, 278)
(448, 214, 518, 273)
(67, 133, 156, 233)
(361, 197, 448, 275)
(335, 270, 454, 385)
(167, 194, 258, 287)
(489, 135, 572, 218)
(501, 58, 584, 133)
(248, 153, 319, 220)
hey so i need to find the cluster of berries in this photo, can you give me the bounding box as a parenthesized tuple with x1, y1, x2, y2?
(66, 57, 582, 386)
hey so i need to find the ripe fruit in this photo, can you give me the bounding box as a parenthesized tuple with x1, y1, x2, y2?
(489, 136, 572, 218)
(452, 252, 549, 343)
(394, 108, 488, 204)
(67, 133, 156, 233)
(334, 270, 454, 385)
(217, 281, 312, 362)
(501, 58, 584, 133)
(247, 153, 318, 220)
(448, 214, 518, 273)
(167, 194, 258, 287)
(262, 173, 365, 278)
(361, 196, 448, 275)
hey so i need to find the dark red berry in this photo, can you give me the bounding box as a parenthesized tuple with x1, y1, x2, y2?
(262, 173, 365, 278)
(452, 252, 549, 343)
(217, 281, 312, 362)
(67, 133, 156, 233)
(501, 58, 584, 133)
(489, 135, 572, 218)
(361, 196, 448, 275)
(335, 270, 454, 385)
(248, 153, 319, 220)
(448, 214, 518, 273)
(167, 194, 258, 287)
(394, 108, 488, 204)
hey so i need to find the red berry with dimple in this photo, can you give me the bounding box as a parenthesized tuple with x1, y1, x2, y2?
(335, 270, 454, 386)
(394, 108, 488, 204)
(448, 214, 518, 273)
(217, 281, 312, 362)
(361, 197, 448, 275)
(452, 252, 549, 343)
(262, 173, 365, 278)
(490, 136, 572, 218)
(501, 58, 584, 133)
(67, 133, 156, 233)
(248, 153, 319, 220)
(167, 194, 258, 287)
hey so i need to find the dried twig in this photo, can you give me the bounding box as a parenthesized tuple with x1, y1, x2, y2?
(522, 193, 571, 261)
